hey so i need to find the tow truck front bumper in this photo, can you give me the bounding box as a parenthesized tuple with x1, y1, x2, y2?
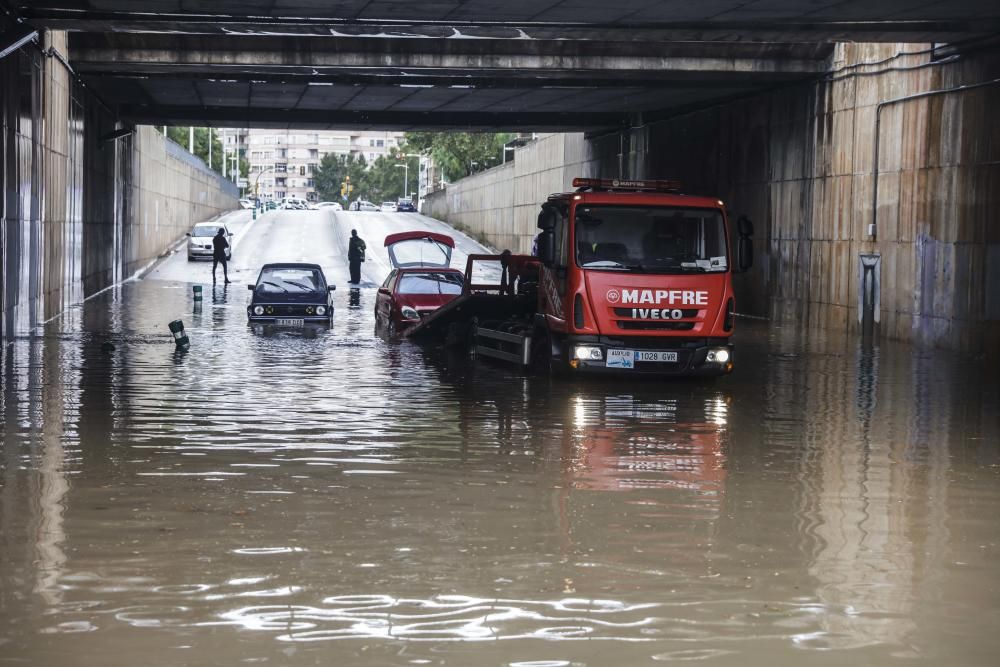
(560, 335, 733, 377)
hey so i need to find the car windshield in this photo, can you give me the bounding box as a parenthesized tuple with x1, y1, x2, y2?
(574, 206, 728, 273)
(397, 272, 463, 296)
(191, 226, 222, 237)
(256, 268, 323, 293)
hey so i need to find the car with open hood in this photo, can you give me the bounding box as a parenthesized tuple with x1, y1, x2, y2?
(375, 231, 463, 335)
(247, 263, 335, 325)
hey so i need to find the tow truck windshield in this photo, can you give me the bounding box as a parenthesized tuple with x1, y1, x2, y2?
(575, 206, 728, 273)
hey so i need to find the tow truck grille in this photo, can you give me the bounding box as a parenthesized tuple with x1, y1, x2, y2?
(617, 321, 695, 331)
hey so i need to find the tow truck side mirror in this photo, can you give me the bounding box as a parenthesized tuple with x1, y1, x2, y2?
(736, 215, 754, 272)
(247, 284, 255, 290)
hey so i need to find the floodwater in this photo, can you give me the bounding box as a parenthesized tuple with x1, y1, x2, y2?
(2, 211, 999, 666)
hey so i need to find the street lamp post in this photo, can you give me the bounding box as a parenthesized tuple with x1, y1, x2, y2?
(252, 165, 275, 219)
(393, 163, 407, 200)
(394, 153, 421, 201)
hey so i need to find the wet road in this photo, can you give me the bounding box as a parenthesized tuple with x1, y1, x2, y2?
(2, 210, 999, 666)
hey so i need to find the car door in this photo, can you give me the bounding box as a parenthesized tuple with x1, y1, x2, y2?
(376, 270, 397, 321)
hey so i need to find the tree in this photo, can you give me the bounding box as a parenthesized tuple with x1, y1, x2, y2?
(313, 152, 368, 202)
(404, 132, 512, 182)
(359, 152, 420, 203)
(166, 127, 225, 175)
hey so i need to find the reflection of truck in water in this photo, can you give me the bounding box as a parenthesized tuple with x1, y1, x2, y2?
(407, 178, 754, 377)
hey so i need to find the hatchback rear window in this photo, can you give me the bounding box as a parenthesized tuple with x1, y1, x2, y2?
(397, 273, 463, 295)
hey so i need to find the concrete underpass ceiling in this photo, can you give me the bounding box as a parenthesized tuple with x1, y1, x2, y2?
(10, 1, 1000, 131)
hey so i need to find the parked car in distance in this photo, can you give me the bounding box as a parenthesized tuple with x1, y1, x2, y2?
(187, 222, 233, 261)
(279, 197, 309, 210)
(380, 201, 398, 212)
(375, 232, 464, 335)
(239, 198, 254, 209)
(396, 199, 417, 213)
(315, 201, 343, 211)
(247, 263, 335, 326)
(352, 199, 379, 212)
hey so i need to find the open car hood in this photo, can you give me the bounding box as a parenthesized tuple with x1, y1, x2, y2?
(384, 231, 454, 269)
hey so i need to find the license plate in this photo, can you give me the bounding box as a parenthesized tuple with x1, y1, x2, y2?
(275, 318, 304, 327)
(635, 350, 678, 363)
(607, 349, 678, 368)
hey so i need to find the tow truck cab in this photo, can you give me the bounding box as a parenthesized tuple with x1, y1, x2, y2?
(534, 178, 754, 376)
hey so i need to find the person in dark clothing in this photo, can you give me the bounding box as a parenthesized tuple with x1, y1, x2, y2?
(347, 229, 366, 284)
(212, 228, 231, 284)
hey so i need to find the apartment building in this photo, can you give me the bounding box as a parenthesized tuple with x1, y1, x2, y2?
(246, 130, 405, 202)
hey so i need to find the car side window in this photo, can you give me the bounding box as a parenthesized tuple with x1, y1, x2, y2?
(382, 270, 397, 290)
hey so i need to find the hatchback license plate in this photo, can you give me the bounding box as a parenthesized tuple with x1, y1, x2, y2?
(275, 318, 304, 327)
(607, 349, 678, 368)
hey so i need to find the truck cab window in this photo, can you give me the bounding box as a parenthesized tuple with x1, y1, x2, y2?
(575, 206, 728, 273)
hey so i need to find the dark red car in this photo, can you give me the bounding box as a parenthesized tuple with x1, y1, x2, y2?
(375, 231, 464, 335)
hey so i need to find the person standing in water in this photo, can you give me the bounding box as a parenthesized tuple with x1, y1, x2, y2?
(347, 229, 366, 284)
(212, 228, 231, 284)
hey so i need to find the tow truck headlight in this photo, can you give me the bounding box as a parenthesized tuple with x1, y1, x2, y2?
(253, 305, 264, 315)
(573, 345, 603, 361)
(706, 348, 730, 363)
(316, 305, 327, 316)
(401, 306, 419, 320)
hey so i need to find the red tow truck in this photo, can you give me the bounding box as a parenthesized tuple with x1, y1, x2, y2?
(407, 178, 754, 377)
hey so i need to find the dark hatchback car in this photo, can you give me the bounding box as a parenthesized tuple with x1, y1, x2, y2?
(396, 200, 417, 213)
(247, 263, 335, 325)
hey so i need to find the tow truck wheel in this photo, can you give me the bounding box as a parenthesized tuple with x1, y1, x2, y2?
(466, 318, 479, 360)
(529, 327, 553, 375)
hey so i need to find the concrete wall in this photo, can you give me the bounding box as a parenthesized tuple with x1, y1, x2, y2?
(607, 42, 1000, 353)
(127, 127, 240, 278)
(422, 133, 597, 253)
(1, 29, 239, 342)
(424, 44, 1000, 355)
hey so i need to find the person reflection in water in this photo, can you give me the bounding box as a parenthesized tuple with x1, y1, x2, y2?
(347, 229, 366, 284)
(212, 228, 231, 284)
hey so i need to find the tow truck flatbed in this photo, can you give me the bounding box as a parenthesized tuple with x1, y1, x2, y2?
(403, 253, 539, 343)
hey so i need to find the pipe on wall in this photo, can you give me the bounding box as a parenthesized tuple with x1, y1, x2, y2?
(869, 77, 1000, 242)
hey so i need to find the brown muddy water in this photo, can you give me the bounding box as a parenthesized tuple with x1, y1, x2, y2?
(2, 279, 999, 666)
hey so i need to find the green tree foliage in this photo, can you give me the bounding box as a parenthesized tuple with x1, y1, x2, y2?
(404, 132, 512, 182)
(360, 153, 420, 203)
(312, 153, 368, 202)
(313, 151, 421, 204)
(166, 127, 226, 175)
